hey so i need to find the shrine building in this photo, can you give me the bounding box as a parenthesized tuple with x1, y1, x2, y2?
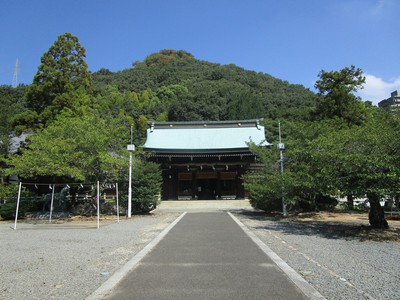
(143, 119, 270, 200)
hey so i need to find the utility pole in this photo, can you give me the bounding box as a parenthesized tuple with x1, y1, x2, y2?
(12, 58, 19, 88)
(127, 125, 135, 218)
(278, 121, 288, 217)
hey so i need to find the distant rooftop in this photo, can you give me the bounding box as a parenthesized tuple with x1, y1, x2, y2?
(143, 119, 271, 154)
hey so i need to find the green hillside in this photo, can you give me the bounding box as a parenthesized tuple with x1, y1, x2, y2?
(92, 49, 318, 121)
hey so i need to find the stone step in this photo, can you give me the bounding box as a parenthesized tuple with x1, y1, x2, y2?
(155, 199, 254, 211)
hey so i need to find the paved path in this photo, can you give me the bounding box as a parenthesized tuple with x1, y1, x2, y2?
(95, 212, 321, 300)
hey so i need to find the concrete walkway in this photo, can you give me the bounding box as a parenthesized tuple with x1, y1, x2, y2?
(92, 212, 324, 300)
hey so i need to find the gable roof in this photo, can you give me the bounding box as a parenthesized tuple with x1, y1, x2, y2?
(143, 120, 271, 154)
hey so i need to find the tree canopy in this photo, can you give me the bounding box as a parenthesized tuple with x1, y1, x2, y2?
(6, 110, 126, 183)
(14, 33, 93, 131)
(0, 85, 27, 156)
(314, 65, 366, 125)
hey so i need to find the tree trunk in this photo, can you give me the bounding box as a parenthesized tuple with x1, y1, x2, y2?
(346, 194, 354, 210)
(368, 193, 388, 229)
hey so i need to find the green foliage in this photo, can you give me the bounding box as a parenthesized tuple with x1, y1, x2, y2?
(314, 65, 366, 125)
(0, 183, 19, 201)
(0, 198, 44, 220)
(227, 89, 265, 120)
(244, 170, 283, 212)
(245, 123, 320, 212)
(312, 111, 399, 228)
(142, 49, 194, 66)
(245, 107, 398, 228)
(93, 85, 170, 146)
(0, 201, 22, 220)
(315, 65, 365, 95)
(21, 33, 93, 128)
(13, 110, 39, 134)
(0, 184, 35, 220)
(310, 108, 400, 199)
(0, 85, 27, 153)
(6, 111, 126, 183)
(131, 159, 162, 213)
(93, 50, 317, 122)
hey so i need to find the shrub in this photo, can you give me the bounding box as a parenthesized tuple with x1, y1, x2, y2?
(0, 200, 40, 220)
(0, 201, 19, 220)
(131, 159, 162, 213)
(244, 171, 283, 212)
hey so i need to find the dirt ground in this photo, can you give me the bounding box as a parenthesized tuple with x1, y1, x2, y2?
(289, 211, 372, 222)
(1, 211, 166, 225)
(269, 210, 400, 242)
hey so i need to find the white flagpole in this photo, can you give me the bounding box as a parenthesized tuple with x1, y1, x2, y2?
(97, 181, 100, 229)
(13, 182, 22, 230)
(116, 183, 120, 223)
(49, 184, 55, 223)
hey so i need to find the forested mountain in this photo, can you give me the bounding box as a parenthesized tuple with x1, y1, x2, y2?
(92, 49, 319, 121)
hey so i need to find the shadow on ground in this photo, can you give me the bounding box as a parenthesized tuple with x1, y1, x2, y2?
(234, 210, 400, 243)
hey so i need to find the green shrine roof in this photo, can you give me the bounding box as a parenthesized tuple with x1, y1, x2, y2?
(143, 120, 271, 154)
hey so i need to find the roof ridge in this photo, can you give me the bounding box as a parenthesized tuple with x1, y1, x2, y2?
(149, 119, 262, 129)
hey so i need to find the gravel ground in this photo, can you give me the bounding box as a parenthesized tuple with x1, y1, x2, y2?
(1, 208, 399, 300)
(233, 211, 400, 300)
(0, 212, 181, 300)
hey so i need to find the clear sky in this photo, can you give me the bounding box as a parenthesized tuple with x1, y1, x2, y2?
(1, 0, 399, 105)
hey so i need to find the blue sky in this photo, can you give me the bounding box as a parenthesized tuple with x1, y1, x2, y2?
(1, 0, 399, 105)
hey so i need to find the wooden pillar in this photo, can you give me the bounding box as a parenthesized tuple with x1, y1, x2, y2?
(236, 166, 244, 199)
(216, 171, 221, 199)
(192, 170, 197, 200)
(171, 168, 178, 199)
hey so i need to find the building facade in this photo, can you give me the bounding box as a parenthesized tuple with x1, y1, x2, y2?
(378, 90, 400, 109)
(143, 120, 270, 200)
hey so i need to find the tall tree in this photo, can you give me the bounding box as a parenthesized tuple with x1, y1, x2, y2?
(314, 65, 366, 125)
(244, 120, 322, 213)
(310, 109, 400, 228)
(16, 33, 93, 130)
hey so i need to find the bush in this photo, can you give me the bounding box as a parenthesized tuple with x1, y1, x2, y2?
(0, 184, 23, 220)
(0, 200, 40, 220)
(0, 183, 20, 201)
(244, 171, 283, 212)
(0, 201, 19, 220)
(131, 159, 162, 213)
